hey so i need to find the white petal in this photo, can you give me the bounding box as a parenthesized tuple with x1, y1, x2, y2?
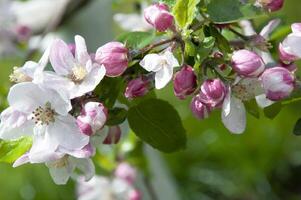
(255, 94, 274, 108)
(139, 54, 162, 72)
(222, 88, 231, 116)
(46, 157, 75, 185)
(154, 67, 173, 89)
(283, 34, 301, 58)
(164, 50, 179, 67)
(222, 96, 246, 134)
(71, 64, 106, 98)
(49, 115, 89, 151)
(259, 19, 281, 39)
(20, 61, 39, 78)
(75, 35, 91, 65)
(38, 44, 50, 70)
(13, 153, 30, 167)
(49, 39, 75, 75)
(70, 158, 95, 181)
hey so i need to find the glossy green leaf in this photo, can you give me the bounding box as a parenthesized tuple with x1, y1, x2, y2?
(173, 0, 200, 29)
(0, 137, 32, 163)
(117, 31, 155, 49)
(106, 107, 128, 126)
(207, 0, 264, 24)
(263, 102, 282, 119)
(128, 99, 187, 153)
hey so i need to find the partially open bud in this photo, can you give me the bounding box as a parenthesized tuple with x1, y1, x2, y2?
(129, 190, 142, 200)
(173, 65, 197, 100)
(256, 0, 284, 12)
(231, 49, 265, 77)
(77, 102, 108, 136)
(199, 79, 226, 108)
(95, 42, 128, 77)
(115, 162, 137, 184)
(103, 126, 121, 144)
(144, 3, 174, 32)
(279, 43, 297, 64)
(190, 95, 212, 120)
(260, 67, 295, 101)
(125, 77, 149, 99)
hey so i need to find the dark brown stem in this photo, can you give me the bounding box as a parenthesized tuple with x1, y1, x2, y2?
(138, 37, 177, 55)
(228, 27, 249, 41)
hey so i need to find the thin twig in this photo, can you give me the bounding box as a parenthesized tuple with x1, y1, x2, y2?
(228, 27, 249, 41)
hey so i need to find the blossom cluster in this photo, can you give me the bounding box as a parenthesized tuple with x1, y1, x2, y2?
(0, 0, 298, 190)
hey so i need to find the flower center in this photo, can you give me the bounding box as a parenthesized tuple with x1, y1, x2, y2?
(31, 102, 55, 125)
(9, 67, 32, 83)
(159, 59, 168, 68)
(232, 83, 257, 101)
(70, 66, 87, 83)
(48, 155, 69, 168)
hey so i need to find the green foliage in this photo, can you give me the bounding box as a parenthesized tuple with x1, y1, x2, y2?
(117, 31, 156, 49)
(206, 0, 264, 23)
(245, 99, 260, 119)
(160, 0, 176, 7)
(106, 107, 128, 126)
(205, 25, 231, 55)
(0, 137, 32, 164)
(293, 118, 301, 136)
(263, 102, 282, 119)
(172, 0, 200, 29)
(128, 98, 187, 153)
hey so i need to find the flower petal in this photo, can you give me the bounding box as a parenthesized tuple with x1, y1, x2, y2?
(49, 115, 89, 151)
(164, 50, 179, 67)
(154, 66, 173, 89)
(222, 96, 246, 134)
(259, 19, 280, 39)
(70, 158, 95, 181)
(255, 94, 274, 108)
(139, 53, 162, 72)
(75, 35, 91, 65)
(13, 153, 30, 167)
(49, 39, 75, 75)
(46, 157, 75, 185)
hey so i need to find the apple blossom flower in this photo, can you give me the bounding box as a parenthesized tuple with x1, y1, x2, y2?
(144, 3, 174, 32)
(279, 23, 301, 63)
(76, 102, 108, 136)
(115, 162, 137, 184)
(38, 35, 106, 99)
(140, 50, 179, 89)
(95, 41, 128, 77)
(103, 126, 122, 145)
(77, 176, 141, 200)
(125, 76, 149, 99)
(173, 65, 197, 100)
(0, 82, 89, 163)
(190, 95, 212, 120)
(260, 67, 295, 101)
(198, 79, 227, 108)
(231, 49, 265, 77)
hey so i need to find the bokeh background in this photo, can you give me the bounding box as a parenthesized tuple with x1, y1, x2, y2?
(1, 0, 301, 199)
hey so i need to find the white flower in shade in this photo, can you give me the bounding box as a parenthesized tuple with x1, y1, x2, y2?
(77, 176, 140, 200)
(37, 35, 106, 99)
(140, 50, 179, 89)
(221, 78, 270, 134)
(0, 82, 89, 162)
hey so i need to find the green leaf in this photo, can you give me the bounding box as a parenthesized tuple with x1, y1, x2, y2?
(128, 99, 187, 153)
(161, 0, 176, 7)
(263, 102, 282, 119)
(173, 0, 200, 29)
(207, 0, 264, 24)
(116, 31, 155, 49)
(95, 77, 124, 109)
(245, 99, 260, 119)
(293, 118, 301, 136)
(0, 137, 32, 163)
(208, 25, 231, 54)
(106, 107, 128, 126)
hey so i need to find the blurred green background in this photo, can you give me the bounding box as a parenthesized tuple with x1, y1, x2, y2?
(1, 0, 301, 199)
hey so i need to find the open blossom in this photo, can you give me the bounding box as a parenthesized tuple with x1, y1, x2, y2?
(0, 82, 89, 163)
(279, 23, 301, 63)
(140, 50, 179, 89)
(173, 65, 197, 99)
(260, 67, 295, 101)
(231, 49, 265, 77)
(37, 35, 106, 99)
(199, 79, 226, 108)
(76, 102, 108, 136)
(125, 77, 149, 99)
(144, 3, 174, 32)
(95, 41, 128, 77)
(190, 95, 212, 120)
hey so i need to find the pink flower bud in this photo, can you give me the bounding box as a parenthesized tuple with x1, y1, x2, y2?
(173, 65, 197, 100)
(14, 25, 31, 42)
(95, 42, 128, 77)
(199, 79, 227, 108)
(144, 3, 174, 32)
(125, 77, 149, 99)
(279, 43, 297, 64)
(278, 62, 297, 73)
(77, 102, 108, 136)
(190, 95, 212, 120)
(260, 67, 295, 101)
(115, 162, 137, 184)
(103, 126, 121, 144)
(256, 0, 284, 12)
(129, 189, 142, 200)
(231, 49, 265, 77)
